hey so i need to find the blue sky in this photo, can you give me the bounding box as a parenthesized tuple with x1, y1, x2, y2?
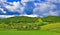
(0, 0, 60, 18)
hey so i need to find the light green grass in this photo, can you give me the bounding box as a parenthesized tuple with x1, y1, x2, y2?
(41, 23, 60, 30)
(0, 23, 60, 35)
(0, 30, 60, 35)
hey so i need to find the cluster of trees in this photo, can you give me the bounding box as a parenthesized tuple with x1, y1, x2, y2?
(0, 23, 41, 30)
(0, 22, 49, 30)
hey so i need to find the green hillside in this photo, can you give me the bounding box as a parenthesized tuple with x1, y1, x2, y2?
(0, 16, 60, 24)
(0, 16, 43, 30)
(0, 16, 42, 24)
(0, 16, 60, 35)
(43, 16, 60, 23)
(0, 16, 60, 30)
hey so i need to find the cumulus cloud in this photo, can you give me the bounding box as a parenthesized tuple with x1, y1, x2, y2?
(34, 2, 56, 12)
(0, 8, 6, 13)
(49, 11, 59, 16)
(0, 0, 25, 14)
(5, 1, 24, 12)
(21, 0, 34, 2)
(0, 0, 60, 18)
(33, 1, 60, 17)
(21, 14, 38, 17)
(42, 11, 59, 16)
(0, 15, 15, 18)
(47, 0, 60, 3)
(0, 0, 7, 2)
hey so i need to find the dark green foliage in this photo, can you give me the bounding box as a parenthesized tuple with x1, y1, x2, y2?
(43, 16, 60, 23)
(1, 16, 39, 24)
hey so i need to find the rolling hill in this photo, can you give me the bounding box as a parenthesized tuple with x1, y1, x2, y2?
(0, 16, 42, 24)
(0, 16, 60, 30)
(43, 16, 60, 23)
(0, 16, 60, 24)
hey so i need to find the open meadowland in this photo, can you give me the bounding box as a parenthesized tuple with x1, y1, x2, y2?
(0, 16, 60, 35)
(0, 30, 60, 35)
(0, 23, 60, 35)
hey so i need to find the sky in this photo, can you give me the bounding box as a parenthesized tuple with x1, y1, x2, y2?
(0, 0, 60, 18)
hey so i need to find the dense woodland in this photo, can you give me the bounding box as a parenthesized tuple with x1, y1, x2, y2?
(0, 16, 60, 30)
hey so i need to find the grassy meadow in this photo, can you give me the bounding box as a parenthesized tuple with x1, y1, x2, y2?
(0, 16, 60, 35)
(0, 30, 60, 35)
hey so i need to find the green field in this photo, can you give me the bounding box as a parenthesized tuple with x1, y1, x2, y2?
(0, 30, 60, 35)
(0, 16, 60, 35)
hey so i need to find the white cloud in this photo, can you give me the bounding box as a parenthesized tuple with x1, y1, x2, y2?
(5, 1, 24, 13)
(0, 15, 15, 18)
(47, 0, 60, 3)
(21, 0, 34, 3)
(20, 14, 38, 17)
(0, 14, 38, 18)
(21, 0, 35, 6)
(0, 0, 7, 2)
(0, 0, 60, 18)
(0, 8, 6, 13)
(5, 2, 20, 12)
(40, 3, 56, 11)
(49, 11, 59, 16)
(33, 2, 58, 17)
(34, 2, 56, 12)
(43, 13, 49, 16)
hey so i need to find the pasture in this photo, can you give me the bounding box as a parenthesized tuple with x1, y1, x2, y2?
(0, 30, 60, 35)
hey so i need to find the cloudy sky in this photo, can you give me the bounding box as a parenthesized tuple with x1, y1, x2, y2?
(0, 0, 60, 18)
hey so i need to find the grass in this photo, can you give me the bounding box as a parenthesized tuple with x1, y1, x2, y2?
(0, 30, 60, 35)
(40, 23, 60, 30)
(39, 23, 60, 35)
(0, 23, 60, 35)
(0, 16, 60, 35)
